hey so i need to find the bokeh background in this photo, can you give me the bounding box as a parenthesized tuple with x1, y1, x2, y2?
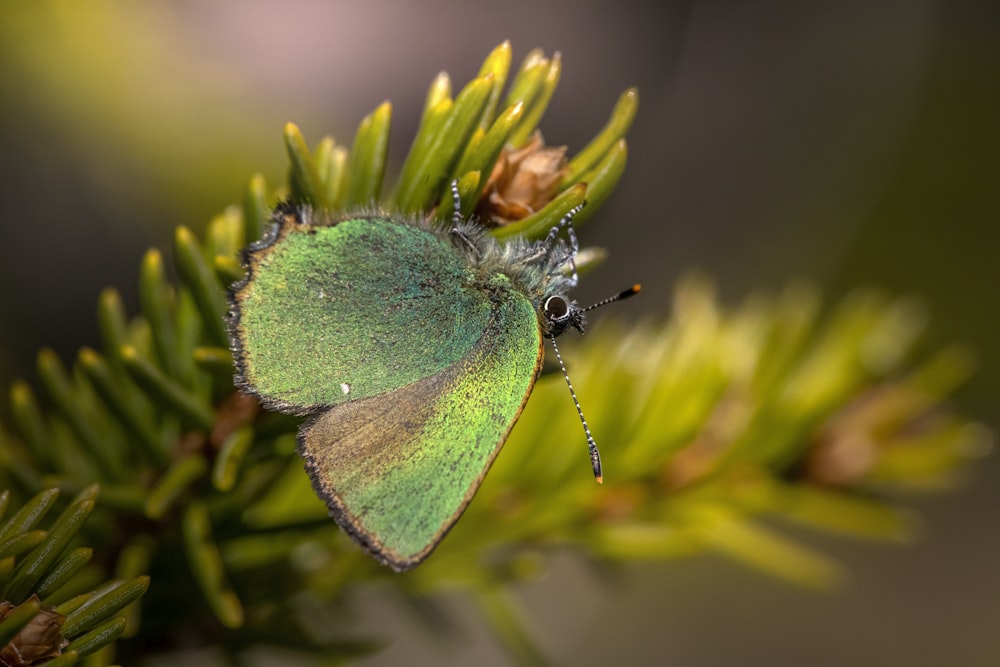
(1, 1, 997, 665)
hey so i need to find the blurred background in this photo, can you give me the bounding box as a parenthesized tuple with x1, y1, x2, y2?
(0, 1, 997, 664)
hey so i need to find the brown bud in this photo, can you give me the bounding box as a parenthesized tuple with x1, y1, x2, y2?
(0, 596, 68, 666)
(478, 131, 568, 225)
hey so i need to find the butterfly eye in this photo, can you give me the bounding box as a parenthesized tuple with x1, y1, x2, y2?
(543, 295, 571, 321)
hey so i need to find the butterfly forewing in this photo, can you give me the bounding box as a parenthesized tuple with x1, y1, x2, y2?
(232, 217, 492, 412)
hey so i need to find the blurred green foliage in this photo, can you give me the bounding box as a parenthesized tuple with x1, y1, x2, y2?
(0, 2, 281, 229)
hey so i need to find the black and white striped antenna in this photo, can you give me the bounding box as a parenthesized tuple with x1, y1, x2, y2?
(551, 284, 641, 483)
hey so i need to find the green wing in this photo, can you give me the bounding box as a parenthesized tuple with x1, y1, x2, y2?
(298, 287, 542, 571)
(231, 216, 493, 411)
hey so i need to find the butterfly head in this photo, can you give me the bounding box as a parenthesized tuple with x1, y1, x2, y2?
(542, 293, 586, 337)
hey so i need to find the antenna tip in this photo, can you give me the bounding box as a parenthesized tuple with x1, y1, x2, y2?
(631, 284, 642, 293)
(595, 474, 604, 484)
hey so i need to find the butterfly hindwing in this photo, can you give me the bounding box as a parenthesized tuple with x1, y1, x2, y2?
(299, 286, 542, 570)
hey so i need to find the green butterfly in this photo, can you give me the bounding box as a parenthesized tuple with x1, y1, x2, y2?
(229, 184, 638, 571)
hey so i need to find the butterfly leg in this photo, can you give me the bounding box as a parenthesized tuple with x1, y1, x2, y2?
(542, 203, 586, 286)
(448, 179, 463, 229)
(447, 180, 481, 258)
